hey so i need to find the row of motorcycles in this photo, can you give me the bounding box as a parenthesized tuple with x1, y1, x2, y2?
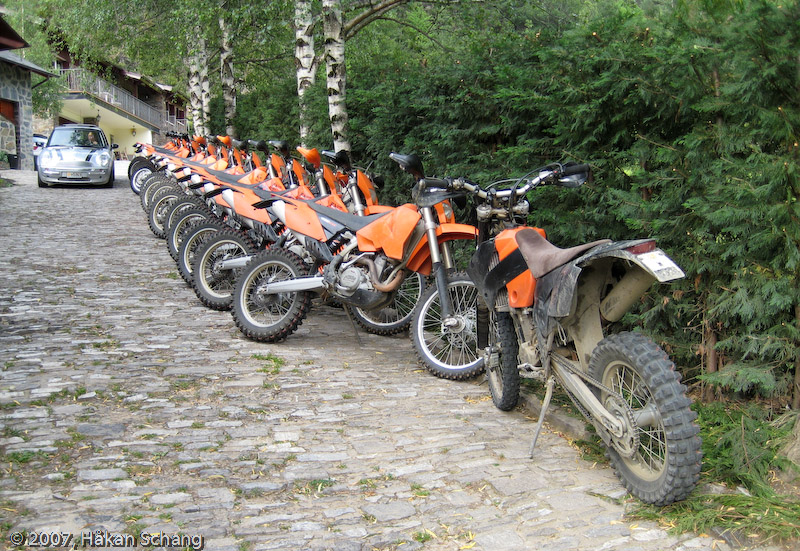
(127, 131, 702, 506)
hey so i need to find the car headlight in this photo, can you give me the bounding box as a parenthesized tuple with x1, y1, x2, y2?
(92, 150, 112, 168)
(38, 149, 56, 169)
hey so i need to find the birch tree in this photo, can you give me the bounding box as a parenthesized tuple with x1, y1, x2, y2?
(294, 0, 319, 145)
(323, 0, 349, 151)
(294, 0, 409, 150)
(219, 2, 237, 137)
(187, 30, 212, 137)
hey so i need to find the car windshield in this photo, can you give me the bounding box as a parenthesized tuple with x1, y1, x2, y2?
(49, 128, 107, 148)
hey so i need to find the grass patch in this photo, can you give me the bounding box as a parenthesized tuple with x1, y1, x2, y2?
(628, 403, 799, 545)
(295, 478, 335, 495)
(254, 353, 285, 375)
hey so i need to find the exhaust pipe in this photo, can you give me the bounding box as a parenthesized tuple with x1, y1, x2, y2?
(219, 256, 252, 270)
(260, 276, 325, 294)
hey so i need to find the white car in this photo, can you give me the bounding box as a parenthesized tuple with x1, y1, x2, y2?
(32, 134, 47, 169)
(37, 124, 118, 188)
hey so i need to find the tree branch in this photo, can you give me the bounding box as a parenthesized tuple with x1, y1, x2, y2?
(367, 16, 454, 52)
(344, 0, 408, 39)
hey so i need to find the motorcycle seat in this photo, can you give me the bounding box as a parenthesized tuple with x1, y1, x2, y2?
(516, 228, 611, 278)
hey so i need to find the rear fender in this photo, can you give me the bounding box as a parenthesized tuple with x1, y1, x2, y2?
(533, 239, 684, 343)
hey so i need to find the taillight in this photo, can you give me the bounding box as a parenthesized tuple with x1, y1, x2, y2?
(626, 240, 656, 255)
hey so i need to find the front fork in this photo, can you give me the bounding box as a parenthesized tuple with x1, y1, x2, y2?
(422, 207, 456, 320)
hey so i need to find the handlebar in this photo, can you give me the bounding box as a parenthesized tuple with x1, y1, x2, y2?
(452, 162, 590, 200)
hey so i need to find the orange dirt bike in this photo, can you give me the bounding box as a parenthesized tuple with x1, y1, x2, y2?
(129, 131, 192, 193)
(170, 140, 316, 283)
(198, 147, 426, 335)
(229, 153, 479, 372)
(449, 162, 702, 505)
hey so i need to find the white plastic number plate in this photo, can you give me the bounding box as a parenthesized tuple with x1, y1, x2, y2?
(637, 250, 685, 282)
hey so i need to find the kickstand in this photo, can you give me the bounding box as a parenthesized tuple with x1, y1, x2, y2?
(529, 375, 555, 458)
(342, 305, 364, 347)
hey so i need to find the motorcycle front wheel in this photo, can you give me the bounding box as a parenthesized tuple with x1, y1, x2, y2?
(351, 272, 424, 335)
(129, 161, 154, 195)
(147, 186, 182, 239)
(176, 219, 226, 284)
(411, 272, 484, 380)
(589, 331, 701, 505)
(193, 228, 258, 311)
(487, 311, 520, 411)
(166, 206, 213, 261)
(231, 249, 312, 343)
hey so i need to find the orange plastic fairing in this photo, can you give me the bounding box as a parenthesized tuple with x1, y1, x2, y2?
(232, 189, 271, 224)
(356, 171, 379, 206)
(356, 205, 421, 260)
(494, 227, 546, 308)
(323, 165, 336, 191)
(282, 201, 326, 241)
(271, 154, 286, 179)
(405, 223, 478, 275)
(313, 194, 347, 212)
(297, 147, 321, 169)
(258, 177, 286, 193)
(237, 167, 268, 185)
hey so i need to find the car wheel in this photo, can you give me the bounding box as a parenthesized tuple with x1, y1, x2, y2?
(102, 168, 115, 188)
(37, 176, 47, 188)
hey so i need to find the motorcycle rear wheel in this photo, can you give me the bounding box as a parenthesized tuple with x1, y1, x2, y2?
(351, 272, 424, 335)
(192, 228, 257, 311)
(487, 311, 520, 411)
(411, 272, 484, 380)
(589, 332, 701, 505)
(164, 196, 207, 235)
(232, 249, 312, 343)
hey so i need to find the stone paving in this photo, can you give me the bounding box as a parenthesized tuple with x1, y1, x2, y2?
(0, 165, 781, 551)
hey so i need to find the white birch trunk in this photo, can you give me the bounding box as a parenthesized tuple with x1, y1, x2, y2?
(199, 36, 211, 137)
(294, 0, 318, 146)
(188, 51, 203, 136)
(219, 6, 237, 137)
(187, 26, 208, 137)
(323, 0, 350, 152)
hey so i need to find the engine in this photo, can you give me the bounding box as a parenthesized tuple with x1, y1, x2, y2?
(323, 258, 393, 310)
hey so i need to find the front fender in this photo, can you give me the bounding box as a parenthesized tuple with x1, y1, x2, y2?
(406, 223, 477, 275)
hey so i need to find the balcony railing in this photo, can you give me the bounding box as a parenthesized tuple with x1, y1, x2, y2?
(59, 68, 186, 134)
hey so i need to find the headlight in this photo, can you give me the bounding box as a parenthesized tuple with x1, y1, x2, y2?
(92, 150, 112, 168)
(38, 149, 56, 169)
(441, 201, 454, 221)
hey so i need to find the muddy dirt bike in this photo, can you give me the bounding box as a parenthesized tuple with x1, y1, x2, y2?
(228, 153, 478, 369)
(447, 162, 702, 505)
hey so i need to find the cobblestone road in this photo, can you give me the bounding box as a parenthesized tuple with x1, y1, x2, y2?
(0, 165, 777, 551)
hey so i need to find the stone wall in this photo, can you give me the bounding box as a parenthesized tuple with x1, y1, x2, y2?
(0, 60, 34, 171)
(0, 114, 15, 157)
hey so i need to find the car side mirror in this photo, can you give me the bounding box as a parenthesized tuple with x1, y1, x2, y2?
(111, 143, 119, 150)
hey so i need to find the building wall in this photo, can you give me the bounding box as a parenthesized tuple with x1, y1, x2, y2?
(0, 60, 34, 170)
